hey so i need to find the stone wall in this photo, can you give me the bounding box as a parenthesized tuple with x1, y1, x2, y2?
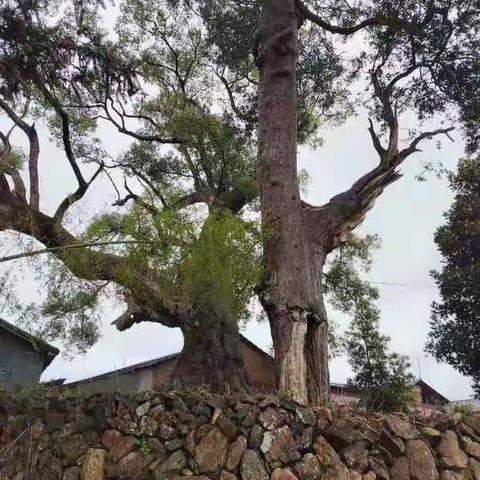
(1, 389, 480, 480)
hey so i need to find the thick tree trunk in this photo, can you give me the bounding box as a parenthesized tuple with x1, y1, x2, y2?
(171, 309, 250, 393)
(256, 0, 329, 404)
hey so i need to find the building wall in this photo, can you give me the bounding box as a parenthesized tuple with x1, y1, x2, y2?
(152, 359, 177, 390)
(239, 341, 275, 391)
(73, 369, 153, 395)
(0, 330, 47, 388)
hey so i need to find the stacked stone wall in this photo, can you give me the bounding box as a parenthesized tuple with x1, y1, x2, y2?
(1, 389, 479, 480)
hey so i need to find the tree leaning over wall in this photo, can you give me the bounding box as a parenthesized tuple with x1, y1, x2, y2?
(0, 0, 265, 391)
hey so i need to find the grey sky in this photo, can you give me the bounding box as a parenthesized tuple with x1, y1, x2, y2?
(0, 4, 473, 401)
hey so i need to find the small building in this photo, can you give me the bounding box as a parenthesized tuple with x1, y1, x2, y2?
(66, 335, 275, 395)
(331, 379, 449, 415)
(0, 317, 59, 388)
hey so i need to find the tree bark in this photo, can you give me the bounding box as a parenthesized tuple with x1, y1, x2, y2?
(256, 0, 329, 404)
(171, 309, 250, 393)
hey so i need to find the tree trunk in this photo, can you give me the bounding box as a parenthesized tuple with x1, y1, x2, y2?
(171, 309, 250, 393)
(256, 0, 329, 404)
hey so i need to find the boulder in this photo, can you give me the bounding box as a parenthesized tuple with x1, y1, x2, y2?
(369, 456, 390, 480)
(258, 407, 286, 431)
(294, 453, 321, 480)
(110, 435, 136, 463)
(342, 441, 369, 473)
(313, 436, 342, 467)
(153, 450, 187, 479)
(118, 451, 144, 479)
(248, 424, 264, 449)
(384, 416, 416, 441)
(406, 440, 438, 480)
(437, 431, 468, 470)
(464, 440, 480, 459)
(296, 407, 316, 426)
(240, 449, 269, 480)
(272, 468, 300, 480)
(381, 429, 405, 457)
(194, 425, 229, 473)
(81, 448, 107, 480)
(465, 415, 480, 436)
(226, 435, 247, 472)
(63, 466, 81, 480)
(390, 457, 410, 480)
(260, 425, 301, 468)
(326, 419, 359, 449)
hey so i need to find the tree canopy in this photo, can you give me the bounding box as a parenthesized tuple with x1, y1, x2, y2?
(427, 156, 480, 398)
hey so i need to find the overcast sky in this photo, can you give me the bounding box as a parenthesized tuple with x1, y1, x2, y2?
(0, 5, 474, 401)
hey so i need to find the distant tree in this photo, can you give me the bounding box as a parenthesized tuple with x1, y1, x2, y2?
(324, 234, 415, 412)
(344, 298, 415, 412)
(427, 156, 480, 398)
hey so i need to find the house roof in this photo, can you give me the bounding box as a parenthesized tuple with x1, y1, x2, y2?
(331, 379, 449, 404)
(0, 317, 59, 367)
(65, 334, 273, 387)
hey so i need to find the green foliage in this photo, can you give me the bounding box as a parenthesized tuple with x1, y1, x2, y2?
(427, 156, 480, 398)
(324, 235, 414, 412)
(344, 296, 415, 413)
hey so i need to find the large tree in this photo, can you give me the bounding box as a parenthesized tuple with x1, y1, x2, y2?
(198, 0, 480, 403)
(0, 0, 264, 391)
(427, 156, 480, 398)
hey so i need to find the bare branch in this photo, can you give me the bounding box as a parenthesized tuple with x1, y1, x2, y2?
(213, 68, 257, 124)
(295, 0, 378, 34)
(53, 163, 104, 223)
(398, 127, 455, 160)
(0, 98, 40, 209)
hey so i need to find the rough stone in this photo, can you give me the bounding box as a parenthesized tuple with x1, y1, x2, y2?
(440, 471, 466, 480)
(101, 430, 122, 451)
(248, 424, 264, 449)
(313, 436, 342, 467)
(153, 450, 187, 479)
(158, 424, 177, 440)
(226, 435, 247, 472)
(470, 458, 480, 480)
(369, 456, 390, 480)
(271, 468, 300, 480)
(326, 419, 359, 449)
(63, 466, 81, 480)
(405, 440, 438, 480)
(260, 425, 300, 467)
(294, 453, 321, 480)
(296, 407, 316, 426)
(217, 415, 240, 441)
(464, 440, 480, 459)
(240, 449, 269, 480)
(110, 435, 136, 463)
(59, 434, 89, 465)
(136, 402, 151, 418)
(139, 416, 158, 436)
(194, 425, 229, 473)
(390, 457, 410, 480)
(437, 431, 468, 470)
(81, 448, 107, 480)
(323, 466, 350, 480)
(342, 441, 369, 473)
(119, 451, 144, 479)
(258, 407, 286, 430)
(421, 428, 441, 441)
(384, 416, 416, 441)
(381, 429, 405, 456)
(221, 470, 239, 480)
(165, 438, 183, 452)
